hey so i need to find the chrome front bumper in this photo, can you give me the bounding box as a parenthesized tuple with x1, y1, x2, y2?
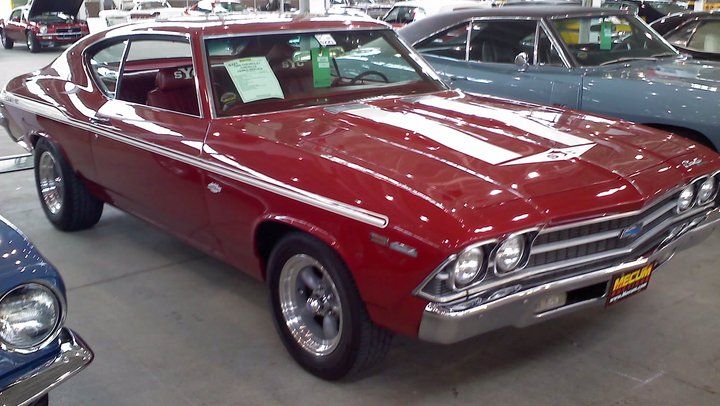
(418, 208, 720, 344)
(0, 329, 93, 406)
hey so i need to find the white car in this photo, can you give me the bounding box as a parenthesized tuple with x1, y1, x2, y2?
(184, 1, 251, 16)
(382, 0, 493, 27)
(99, 0, 183, 27)
(327, 0, 394, 19)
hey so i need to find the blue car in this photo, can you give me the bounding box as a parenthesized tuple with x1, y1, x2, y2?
(0, 216, 92, 405)
(399, 6, 720, 151)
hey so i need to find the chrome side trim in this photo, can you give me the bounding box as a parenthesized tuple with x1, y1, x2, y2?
(1, 92, 390, 229)
(0, 329, 93, 406)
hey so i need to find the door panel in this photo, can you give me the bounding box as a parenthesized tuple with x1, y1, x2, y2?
(91, 100, 215, 250)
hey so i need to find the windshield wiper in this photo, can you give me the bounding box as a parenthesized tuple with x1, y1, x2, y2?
(598, 57, 657, 66)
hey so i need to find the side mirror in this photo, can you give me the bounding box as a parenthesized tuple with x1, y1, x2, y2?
(514, 52, 529, 72)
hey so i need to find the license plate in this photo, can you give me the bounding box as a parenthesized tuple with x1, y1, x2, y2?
(606, 264, 654, 306)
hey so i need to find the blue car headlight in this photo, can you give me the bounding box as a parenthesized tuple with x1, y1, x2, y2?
(0, 283, 62, 352)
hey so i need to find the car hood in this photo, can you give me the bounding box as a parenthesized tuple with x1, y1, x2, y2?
(589, 57, 720, 89)
(301, 91, 702, 212)
(29, 0, 84, 18)
(0, 216, 45, 276)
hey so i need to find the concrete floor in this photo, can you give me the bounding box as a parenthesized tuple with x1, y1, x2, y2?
(1, 49, 719, 406)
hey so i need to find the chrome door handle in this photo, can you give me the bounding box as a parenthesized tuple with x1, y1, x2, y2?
(89, 116, 111, 125)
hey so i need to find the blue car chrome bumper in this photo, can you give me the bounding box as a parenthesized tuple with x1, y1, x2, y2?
(0, 329, 93, 405)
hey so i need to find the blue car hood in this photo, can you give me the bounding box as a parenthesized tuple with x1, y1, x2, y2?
(588, 57, 720, 90)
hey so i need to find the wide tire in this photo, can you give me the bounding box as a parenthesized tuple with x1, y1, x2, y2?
(268, 233, 392, 380)
(26, 31, 39, 53)
(1, 30, 13, 49)
(34, 138, 103, 231)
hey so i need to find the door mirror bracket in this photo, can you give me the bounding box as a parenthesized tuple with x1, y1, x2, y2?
(514, 52, 529, 72)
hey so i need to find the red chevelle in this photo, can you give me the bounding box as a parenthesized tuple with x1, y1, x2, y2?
(1, 14, 719, 379)
(0, 0, 89, 53)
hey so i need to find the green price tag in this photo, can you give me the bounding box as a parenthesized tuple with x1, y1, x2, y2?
(600, 20, 612, 51)
(312, 48, 332, 89)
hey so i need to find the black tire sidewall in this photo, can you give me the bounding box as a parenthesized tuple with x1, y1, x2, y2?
(27, 32, 37, 53)
(268, 234, 363, 380)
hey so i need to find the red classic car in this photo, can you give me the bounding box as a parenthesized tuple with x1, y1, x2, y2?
(0, 0, 89, 53)
(1, 14, 719, 379)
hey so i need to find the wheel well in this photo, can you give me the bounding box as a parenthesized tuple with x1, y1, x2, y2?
(645, 124, 717, 152)
(254, 221, 303, 279)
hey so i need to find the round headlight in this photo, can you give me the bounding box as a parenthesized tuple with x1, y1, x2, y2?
(0, 284, 61, 350)
(676, 185, 695, 213)
(39, 25, 48, 34)
(495, 235, 526, 274)
(452, 247, 484, 286)
(697, 177, 717, 205)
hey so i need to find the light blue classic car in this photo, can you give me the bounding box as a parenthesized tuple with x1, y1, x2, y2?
(399, 6, 720, 151)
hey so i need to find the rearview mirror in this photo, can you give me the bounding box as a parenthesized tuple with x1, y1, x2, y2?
(514, 52, 529, 72)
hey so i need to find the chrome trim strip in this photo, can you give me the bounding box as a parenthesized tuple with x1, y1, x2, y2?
(0, 329, 93, 406)
(531, 201, 677, 254)
(1, 92, 389, 229)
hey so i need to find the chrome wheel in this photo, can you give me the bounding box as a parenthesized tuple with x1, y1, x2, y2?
(26, 35, 31, 50)
(279, 254, 343, 356)
(38, 152, 64, 215)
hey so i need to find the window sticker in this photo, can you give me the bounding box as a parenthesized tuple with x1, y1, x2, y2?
(223, 57, 285, 103)
(312, 48, 332, 88)
(314, 33, 337, 47)
(600, 20, 613, 50)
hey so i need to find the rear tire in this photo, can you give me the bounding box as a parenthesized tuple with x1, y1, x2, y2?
(34, 138, 103, 231)
(26, 31, 39, 53)
(268, 233, 392, 380)
(1, 30, 13, 49)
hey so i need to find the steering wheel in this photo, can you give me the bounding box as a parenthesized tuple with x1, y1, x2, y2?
(350, 70, 390, 85)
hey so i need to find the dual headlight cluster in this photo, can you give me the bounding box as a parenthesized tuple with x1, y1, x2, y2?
(446, 233, 531, 290)
(0, 283, 62, 352)
(677, 174, 719, 214)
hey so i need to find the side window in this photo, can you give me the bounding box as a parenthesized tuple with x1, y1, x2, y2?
(666, 21, 700, 47)
(10, 9, 21, 22)
(415, 23, 470, 60)
(536, 28, 564, 66)
(117, 39, 199, 116)
(468, 20, 537, 64)
(687, 21, 720, 52)
(88, 40, 128, 99)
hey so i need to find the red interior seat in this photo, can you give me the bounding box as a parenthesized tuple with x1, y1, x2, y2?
(146, 67, 199, 116)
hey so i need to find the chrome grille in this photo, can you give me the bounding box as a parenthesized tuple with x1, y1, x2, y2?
(527, 193, 691, 272)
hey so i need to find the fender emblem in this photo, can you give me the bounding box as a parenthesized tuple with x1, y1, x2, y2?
(207, 182, 222, 194)
(682, 158, 704, 169)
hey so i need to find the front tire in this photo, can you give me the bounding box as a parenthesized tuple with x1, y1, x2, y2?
(268, 233, 392, 380)
(34, 139, 103, 231)
(1, 30, 14, 49)
(26, 31, 39, 53)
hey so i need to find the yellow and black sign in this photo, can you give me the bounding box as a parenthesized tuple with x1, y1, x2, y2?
(607, 265, 654, 306)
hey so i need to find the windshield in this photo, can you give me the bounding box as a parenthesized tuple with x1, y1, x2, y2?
(550, 15, 677, 66)
(205, 30, 443, 116)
